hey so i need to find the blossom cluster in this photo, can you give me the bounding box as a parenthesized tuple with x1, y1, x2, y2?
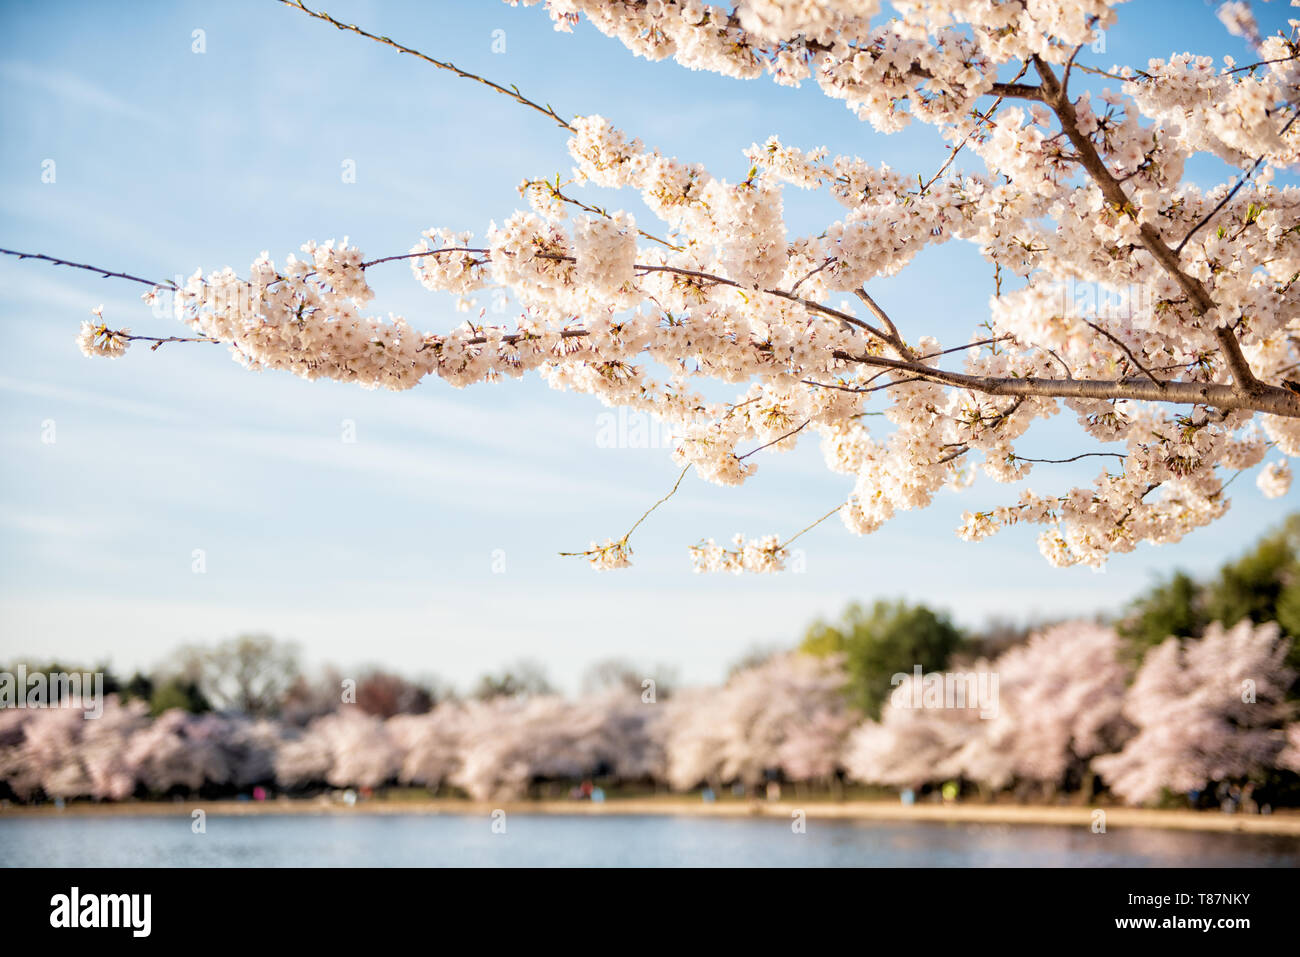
(688, 533, 791, 574)
(76, 306, 129, 359)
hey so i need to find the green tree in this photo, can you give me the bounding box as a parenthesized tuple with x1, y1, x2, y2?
(170, 634, 300, 717)
(120, 671, 154, 705)
(800, 600, 965, 718)
(1205, 515, 1300, 631)
(1118, 514, 1300, 675)
(148, 677, 211, 717)
(725, 645, 783, 679)
(1117, 571, 1209, 661)
(473, 659, 553, 700)
(1205, 514, 1300, 672)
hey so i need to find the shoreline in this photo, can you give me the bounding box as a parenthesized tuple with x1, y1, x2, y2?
(4, 797, 1300, 835)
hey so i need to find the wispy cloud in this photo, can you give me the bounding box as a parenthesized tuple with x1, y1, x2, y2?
(0, 60, 161, 127)
(0, 374, 191, 424)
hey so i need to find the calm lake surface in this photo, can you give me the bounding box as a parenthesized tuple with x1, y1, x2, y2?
(2, 813, 1298, 866)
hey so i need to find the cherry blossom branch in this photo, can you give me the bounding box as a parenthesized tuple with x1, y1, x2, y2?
(803, 333, 1013, 395)
(688, 5, 1043, 101)
(10, 239, 1299, 417)
(1223, 51, 1300, 74)
(788, 256, 836, 295)
(622, 465, 692, 540)
(902, 61, 1044, 102)
(380, 247, 896, 345)
(6, 3, 1297, 577)
(1037, 345, 1073, 379)
(360, 250, 465, 270)
(0, 243, 890, 350)
(1070, 63, 1148, 82)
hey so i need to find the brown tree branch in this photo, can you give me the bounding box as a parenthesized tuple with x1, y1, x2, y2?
(0, 249, 172, 289)
(1031, 56, 1264, 395)
(832, 348, 1300, 416)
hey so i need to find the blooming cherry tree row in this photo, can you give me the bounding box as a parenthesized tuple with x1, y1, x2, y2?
(847, 618, 1297, 801)
(3, 623, 1296, 805)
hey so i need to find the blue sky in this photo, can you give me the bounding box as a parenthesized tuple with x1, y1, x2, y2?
(0, 0, 1296, 693)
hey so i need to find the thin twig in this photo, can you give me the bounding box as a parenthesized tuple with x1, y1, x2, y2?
(1174, 108, 1300, 256)
(278, 0, 573, 131)
(852, 288, 908, 353)
(781, 502, 847, 549)
(1082, 318, 1164, 388)
(802, 374, 926, 396)
(738, 419, 809, 460)
(0, 248, 173, 289)
(1010, 451, 1126, 464)
(1040, 346, 1073, 379)
(559, 464, 692, 557)
(918, 62, 1028, 195)
(519, 178, 683, 251)
(789, 257, 836, 295)
(121, 332, 219, 349)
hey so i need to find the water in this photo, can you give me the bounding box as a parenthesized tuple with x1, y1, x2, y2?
(2, 813, 1298, 866)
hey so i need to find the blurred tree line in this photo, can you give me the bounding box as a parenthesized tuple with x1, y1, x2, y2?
(4, 636, 679, 722)
(10, 515, 1298, 723)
